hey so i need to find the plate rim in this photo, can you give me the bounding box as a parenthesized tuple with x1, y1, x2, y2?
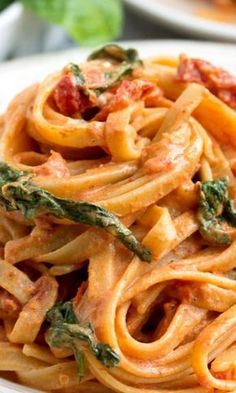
(1, 38, 236, 70)
(124, 0, 236, 41)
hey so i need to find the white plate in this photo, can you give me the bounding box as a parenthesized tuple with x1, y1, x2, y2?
(0, 2, 23, 60)
(0, 2, 69, 60)
(0, 39, 235, 392)
(125, 0, 236, 41)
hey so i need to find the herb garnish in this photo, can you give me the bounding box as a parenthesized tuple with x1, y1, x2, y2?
(87, 44, 143, 94)
(21, 0, 123, 46)
(0, 0, 14, 12)
(88, 44, 140, 63)
(69, 63, 86, 86)
(46, 301, 120, 380)
(0, 162, 151, 262)
(61, 45, 143, 115)
(68, 63, 97, 111)
(198, 177, 236, 245)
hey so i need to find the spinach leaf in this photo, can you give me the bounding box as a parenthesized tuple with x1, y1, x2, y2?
(69, 63, 86, 86)
(88, 44, 143, 93)
(46, 301, 120, 379)
(66, 45, 143, 102)
(88, 44, 140, 63)
(21, 0, 123, 45)
(0, 0, 14, 12)
(0, 162, 151, 262)
(198, 177, 236, 245)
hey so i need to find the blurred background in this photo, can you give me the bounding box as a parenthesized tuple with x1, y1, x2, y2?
(0, 0, 236, 62)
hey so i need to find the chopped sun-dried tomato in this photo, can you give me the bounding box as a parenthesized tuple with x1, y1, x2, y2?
(53, 75, 80, 116)
(177, 54, 236, 108)
(95, 79, 161, 121)
(53, 72, 162, 121)
(53, 75, 96, 117)
(214, 369, 235, 380)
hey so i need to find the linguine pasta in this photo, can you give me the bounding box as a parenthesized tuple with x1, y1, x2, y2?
(0, 44, 236, 393)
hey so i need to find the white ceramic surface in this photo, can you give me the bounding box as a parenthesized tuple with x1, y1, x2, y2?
(125, 0, 236, 41)
(0, 2, 23, 60)
(0, 2, 66, 60)
(0, 39, 235, 392)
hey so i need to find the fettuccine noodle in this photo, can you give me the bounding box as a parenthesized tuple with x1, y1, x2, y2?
(0, 44, 236, 393)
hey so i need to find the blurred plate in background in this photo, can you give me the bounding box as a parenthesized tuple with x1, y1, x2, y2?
(0, 3, 23, 60)
(0, 2, 72, 61)
(124, 0, 236, 41)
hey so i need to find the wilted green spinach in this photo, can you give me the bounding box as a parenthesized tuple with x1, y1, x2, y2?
(198, 177, 236, 245)
(1, 0, 123, 45)
(46, 301, 120, 379)
(0, 162, 151, 262)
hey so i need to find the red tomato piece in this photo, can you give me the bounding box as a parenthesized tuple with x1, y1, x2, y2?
(177, 54, 236, 108)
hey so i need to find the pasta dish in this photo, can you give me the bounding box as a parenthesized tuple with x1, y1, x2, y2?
(0, 44, 236, 393)
(197, 0, 236, 22)
(207, 0, 235, 5)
